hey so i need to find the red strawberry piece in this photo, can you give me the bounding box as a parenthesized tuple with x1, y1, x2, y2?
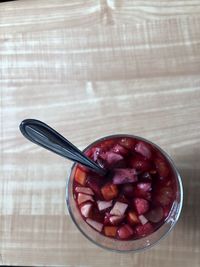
(119, 138, 135, 150)
(77, 193, 94, 205)
(74, 168, 87, 186)
(112, 168, 138, 184)
(109, 215, 125, 225)
(97, 200, 113, 211)
(155, 187, 173, 206)
(136, 182, 152, 192)
(110, 201, 128, 216)
(145, 206, 164, 223)
(122, 184, 134, 198)
(86, 218, 103, 232)
(112, 144, 129, 156)
(138, 215, 148, 225)
(155, 157, 170, 178)
(133, 187, 152, 201)
(80, 202, 93, 218)
(87, 176, 102, 198)
(75, 186, 94, 195)
(133, 198, 149, 215)
(101, 183, 118, 201)
(127, 211, 140, 225)
(104, 152, 123, 166)
(130, 155, 152, 172)
(135, 141, 152, 159)
(104, 226, 117, 237)
(135, 222, 153, 237)
(117, 224, 134, 240)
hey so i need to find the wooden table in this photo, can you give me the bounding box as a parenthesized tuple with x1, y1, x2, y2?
(0, 0, 200, 266)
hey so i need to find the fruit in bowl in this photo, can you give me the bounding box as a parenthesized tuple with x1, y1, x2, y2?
(70, 136, 181, 242)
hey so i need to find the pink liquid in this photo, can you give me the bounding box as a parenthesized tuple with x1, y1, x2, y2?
(72, 136, 177, 240)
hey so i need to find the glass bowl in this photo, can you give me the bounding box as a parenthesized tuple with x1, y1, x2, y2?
(66, 135, 183, 252)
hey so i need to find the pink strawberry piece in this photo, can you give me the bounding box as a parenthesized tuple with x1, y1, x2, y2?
(104, 152, 123, 166)
(77, 193, 94, 205)
(145, 206, 164, 223)
(110, 201, 128, 216)
(97, 200, 113, 211)
(112, 168, 138, 184)
(75, 187, 94, 195)
(130, 156, 152, 172)
(134, 198, 149, 215)
(112, 144, 129, 156)
(117, 224, 134, 240)
(133, 187, 152, 201)
(86, 218, 103, 232)
(122, 184, 134, 198)
(93, 147, 102, 162)
(138, 215, 148, 225)
(80, 202, 92, 218)
(155, 157, 170, 178)
(109, 215, 125, 225)
(136, 182, 152, 192)
(135, 141, 152, 159)
(135, 222, 153, 237)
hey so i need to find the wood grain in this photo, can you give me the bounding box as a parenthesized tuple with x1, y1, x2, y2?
(0, 0, 200, 266)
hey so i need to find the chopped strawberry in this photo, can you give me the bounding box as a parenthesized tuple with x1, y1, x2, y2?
(130, 155, 152, 172)
(97, 200, 113, 211)
(86, 218, 103, 232)
(75, 186, 94, 195)
(104, 226, 117, 237)
(135, 141, 152, 159)
(77, 193, 94, 205)
(112, 168, 138, 184)
(110, 201, 128, 216)
(112, 144, 129, 156)
(119, 138, 135, 149)
(136, 182, 152, 192)
(104, 152, 123, 166)
(74, 168, 86, 186)
(101, 139, 115, 149)
(138, 215, 148, 225)
(109, 215, 125, 225)
(127, 211, 140, 225)
(135, 222, 153, 237)
(155, 157, 170, 178)
(145, 206, 164, 223)
(117, 224, 134, 240)
(80, 202, 92, 218)
(122, 184, 134, 198)
(133, 187, 152, 201)
(87, 176, 102, 198)
(101, 183, 118, 201)
(155, 187, 173, 206)
(133, 198, 149, 215)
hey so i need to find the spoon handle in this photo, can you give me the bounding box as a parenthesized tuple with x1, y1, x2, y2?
(19, 119, 106, 176)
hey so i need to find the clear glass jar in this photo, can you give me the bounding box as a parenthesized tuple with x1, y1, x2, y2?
(66, 135, 183, 252)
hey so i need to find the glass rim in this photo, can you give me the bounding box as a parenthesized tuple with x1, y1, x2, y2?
(66, 134, 183, 253)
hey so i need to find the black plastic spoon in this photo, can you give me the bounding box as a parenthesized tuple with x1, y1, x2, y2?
(19, 119, 106, 176)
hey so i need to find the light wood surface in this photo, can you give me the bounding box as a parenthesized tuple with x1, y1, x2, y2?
(0, 0, 200, 266)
